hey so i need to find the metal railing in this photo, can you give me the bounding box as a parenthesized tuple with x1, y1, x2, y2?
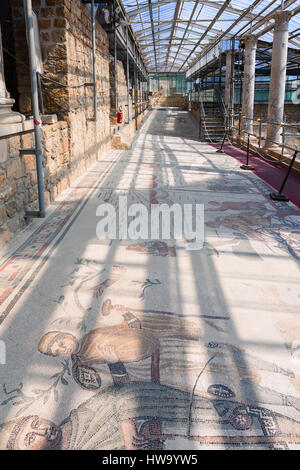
(188, 89, 300, 156)
(198, 93, 206, 141)
(231, 113, 300, 156)
(215, 86, 229, 131)
(189, 90, 300, 203)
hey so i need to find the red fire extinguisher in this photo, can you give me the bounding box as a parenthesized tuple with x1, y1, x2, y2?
(117, 107, 123, 124)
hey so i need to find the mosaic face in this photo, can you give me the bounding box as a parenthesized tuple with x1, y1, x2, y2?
(6, 416, 61, 451)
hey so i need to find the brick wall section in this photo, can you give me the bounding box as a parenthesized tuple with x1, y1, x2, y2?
(0, 0, 113, 257)
(11, 0, 110, 117)
(109, 59, 149, 125)
(0, 136, 30, 248)
(110, 59, 132, 123)
(0, 0, 151, 257)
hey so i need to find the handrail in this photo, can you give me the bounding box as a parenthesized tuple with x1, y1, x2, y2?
(198, 93, 217, 144)
(215, 86, 229, 130)
(238, 115, 300, 128)
(188, 90, 299, 155)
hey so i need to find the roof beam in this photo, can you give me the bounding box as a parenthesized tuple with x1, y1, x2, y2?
(123, 0, 300, 73)
(135, 23, 226, 38)
(139, 38, 203, 44)
(168, 0, 202, 71)
(241, 0, 298, 37)
(146, 46, 192, 53)
(130, 19, 236, 24)
(177, 0, 232, 71)
(147, 0, 158, 71)
(254, 2, 300, 39)
(164, 0, 182, 67)
(127, 0, 264, 21)
(184, 0, 262, 72)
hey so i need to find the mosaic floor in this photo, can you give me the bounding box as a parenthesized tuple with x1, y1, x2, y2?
(0, 108, 300, 450)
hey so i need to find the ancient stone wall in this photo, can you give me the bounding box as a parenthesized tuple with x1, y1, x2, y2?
(111, 107, 148, 150)
(149, 91, 188, 108)
(109, 58, 137, 126)
(11, 0, 110, 115)
(252, 103, 300, 123)
(0, 135, 30, 248)
(0, 0, 112, 257)
(110, 60, 128, 114)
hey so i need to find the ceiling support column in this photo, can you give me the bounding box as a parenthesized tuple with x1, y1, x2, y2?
(241, 35, 257, 136)
(265, 11, 291, 147)
(225, 49, 233, 111)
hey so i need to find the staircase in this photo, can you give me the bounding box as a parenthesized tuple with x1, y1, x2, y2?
(199, 102, 225, 142)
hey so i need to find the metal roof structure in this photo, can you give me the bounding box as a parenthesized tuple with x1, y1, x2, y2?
(120, 0, 300, 73)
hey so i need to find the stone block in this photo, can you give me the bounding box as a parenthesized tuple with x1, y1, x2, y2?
(28, 187, 38, 203)
(60, 176, 69, 191)
(0, 227, 11, 250)
(46, 0, 64, 5)
(39, 19, 52, 29)
(18, 93, 32, 115)
(44, 190, 51, 207)
(0, 206, 6, 225)
(51, 29, 67, 43)
(55, 6, 66, 17)
(54, 18, 68, 28)
(41, 8, 56, 18)
(29, 171, 38, 185)
(0, 140, 8, 164)
(41, 32, 51, 42)
(12, 7, 23, 19)
(11, 0, 24, 8)
(42, 114, 58, 125)
(21, 133, 32, 149)
(7, 136, 22, 158)
(7, 214, 21, 233)
(0, 172, 5, 187)
(6, 158, 24, 181)
(0, 184, 17, 203)
(23, 154, 36, 172)
(6, 201, 17, 218)
(111, 134, 129, 150)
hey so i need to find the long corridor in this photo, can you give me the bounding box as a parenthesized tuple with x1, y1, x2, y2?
(0, 108, 300, 450)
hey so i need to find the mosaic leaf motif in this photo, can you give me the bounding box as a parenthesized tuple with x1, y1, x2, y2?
(0, 360, 71, 417)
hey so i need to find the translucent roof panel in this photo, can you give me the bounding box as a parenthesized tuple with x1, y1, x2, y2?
(121, 0, 300, 72)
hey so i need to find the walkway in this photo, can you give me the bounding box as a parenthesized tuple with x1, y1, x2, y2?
(0, 108, 300, 450)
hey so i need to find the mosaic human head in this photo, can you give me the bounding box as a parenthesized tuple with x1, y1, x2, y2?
(38, 331, 79, 356)
(0, 415, 61, 450)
